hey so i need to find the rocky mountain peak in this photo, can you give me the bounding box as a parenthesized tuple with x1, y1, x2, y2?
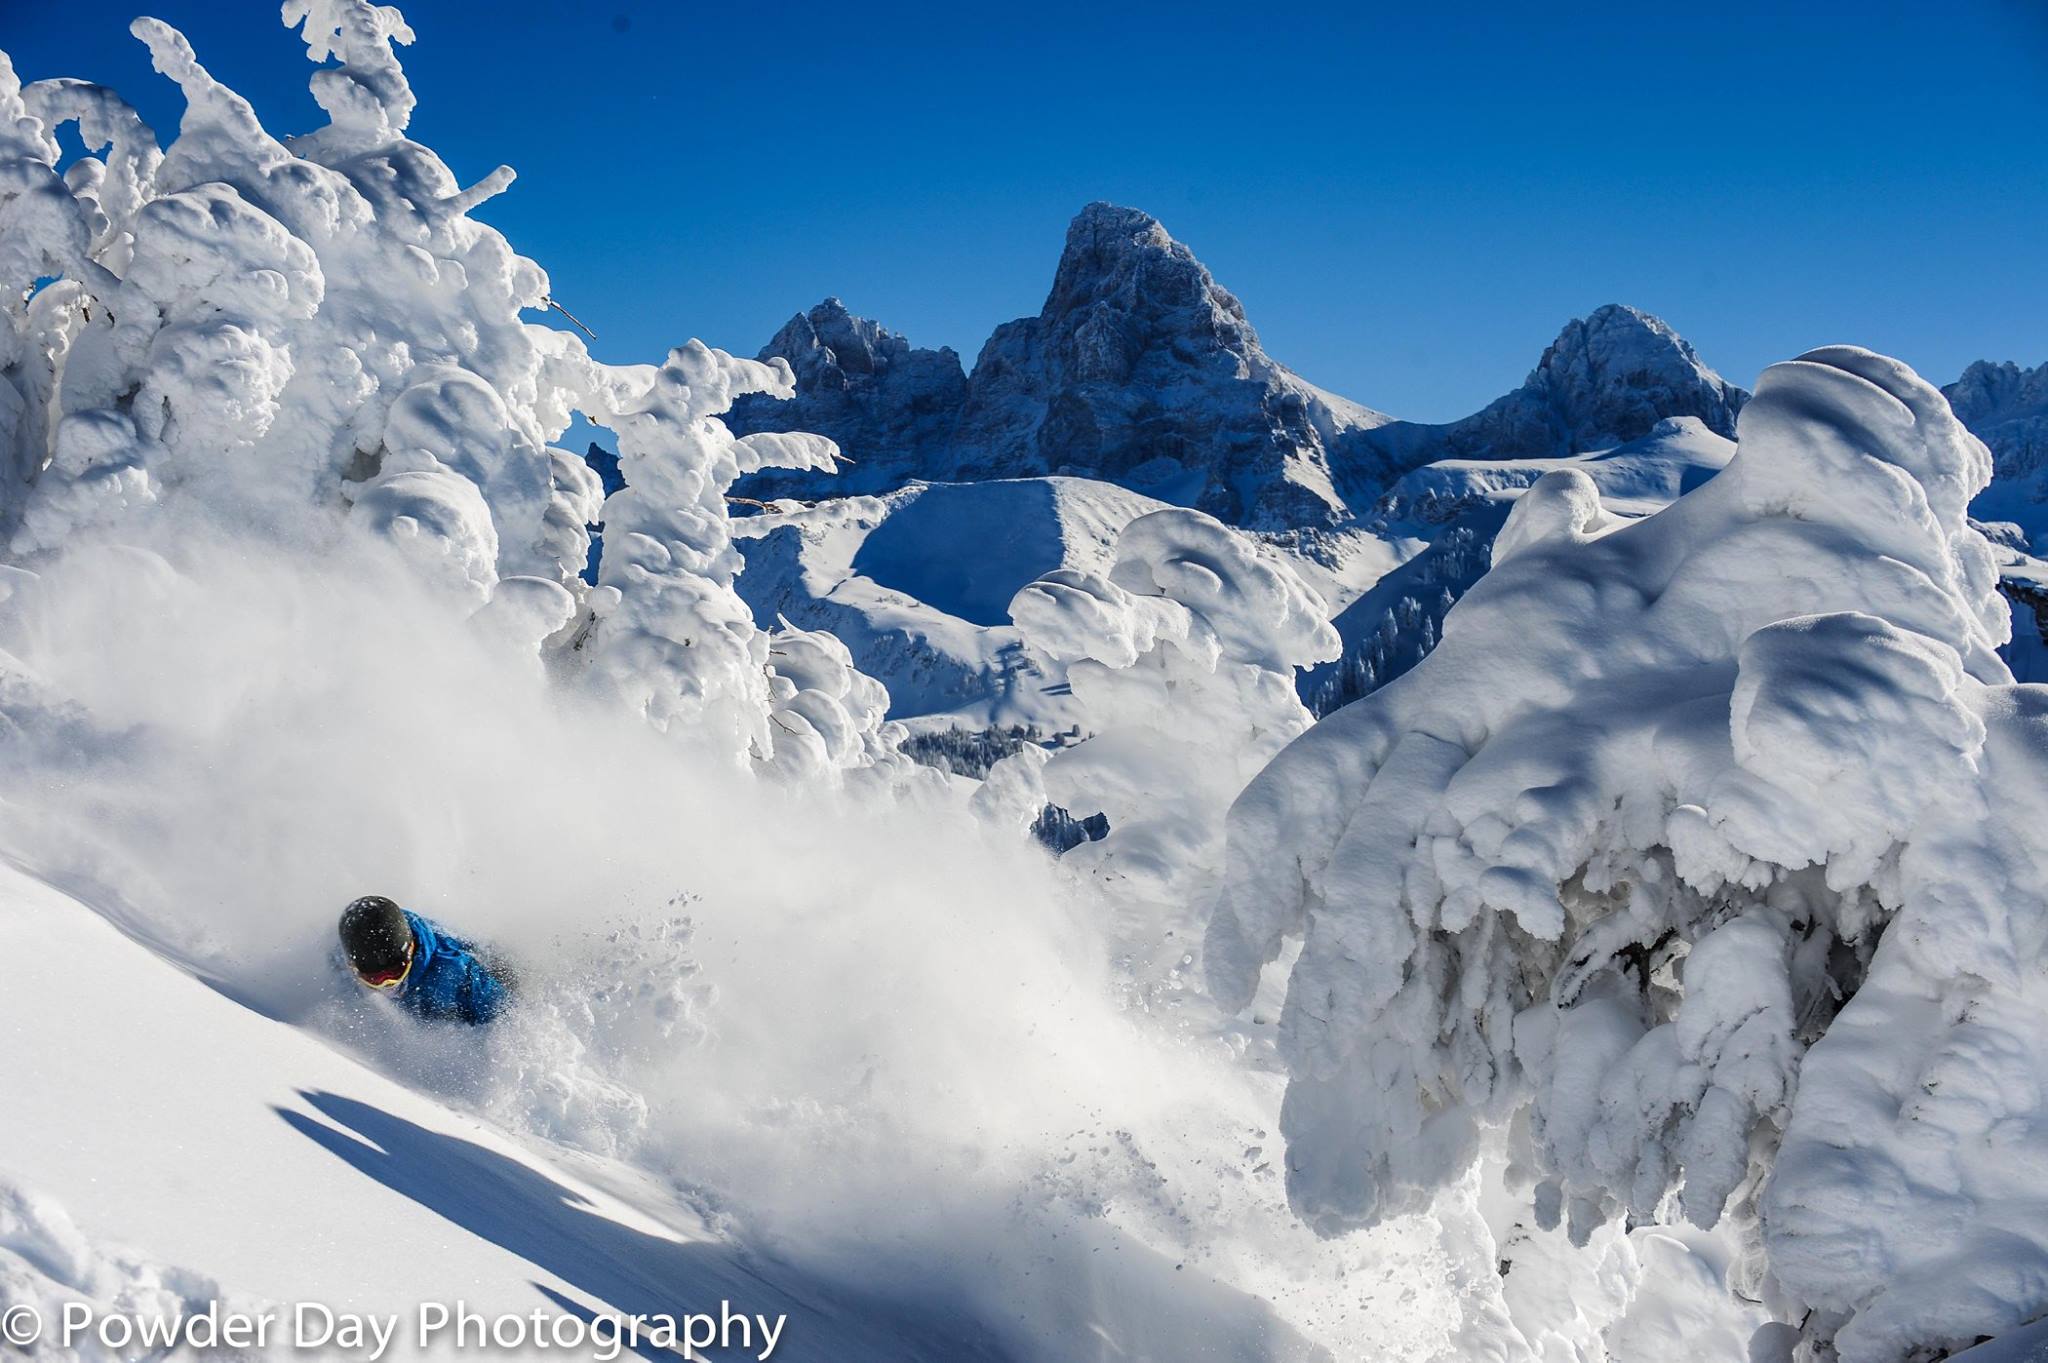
(949, 203, 1378, 526)
(1038, 202, 1256, 363)
(1945, 359, 2048, 509)
(723, 298, 969, 497)
(1522, 303, 1745, 448)
(727, 211, 1756, 530)
(1328, 304, 1747, 507)
(761, 297, 957, 390)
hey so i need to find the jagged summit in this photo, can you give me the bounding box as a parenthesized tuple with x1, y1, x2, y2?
(762, 297, 960, 386)
(954, 202, 1389, 527)
(1519, 303, 1745, 448)
(1947, 358, 2048, 422)
(1030, 201, 1260, 368)
(1946, 358, 2048, 472)
(728, 203, 1390, 525)
(1338, 304, 1748, 498)
(724, 298, 968, 497)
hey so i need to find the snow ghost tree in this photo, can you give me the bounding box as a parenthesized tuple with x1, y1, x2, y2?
(1206, 346, 2048, 1361)
(0, 2, 902, 778)
(981, 507, 1337, 1003)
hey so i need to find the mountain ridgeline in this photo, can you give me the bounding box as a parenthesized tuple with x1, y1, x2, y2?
(726, 202, 1749, 529)
(711, 203, 2047, 731)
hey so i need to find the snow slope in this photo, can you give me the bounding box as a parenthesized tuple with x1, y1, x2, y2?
(1991, 536, 2048, 683)
(1368, 415, 1736, 531)
(732, 476, 1170, 727)
(0, 507, 1557, 1363)
(0, 861, 977, 1362)
(10, 848, 1515, 1363)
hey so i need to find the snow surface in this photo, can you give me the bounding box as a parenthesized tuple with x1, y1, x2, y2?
(1368, 416, 1736, 531)
(731, 476, 1171, 728)
(0, 862, 969, 1362)
(1304, 418, 1737, 714)
(1954, 1319, 2048, 1363)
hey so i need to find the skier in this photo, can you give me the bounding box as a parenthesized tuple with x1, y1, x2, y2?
(337, 895, 514, 1026)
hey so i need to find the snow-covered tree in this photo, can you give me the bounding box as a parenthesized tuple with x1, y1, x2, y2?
(980, 507, 1338, 1001)
(0, 2, 905, 778)
(1205, 346, 2047, 1361)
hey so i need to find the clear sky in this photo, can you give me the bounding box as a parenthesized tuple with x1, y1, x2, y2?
(14, 1, 2047, 421)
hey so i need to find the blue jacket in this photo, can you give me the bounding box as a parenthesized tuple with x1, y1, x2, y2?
(394, 911, 511, 1026)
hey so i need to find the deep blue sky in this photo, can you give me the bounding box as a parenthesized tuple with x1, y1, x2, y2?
(14, 1, 2047, 420)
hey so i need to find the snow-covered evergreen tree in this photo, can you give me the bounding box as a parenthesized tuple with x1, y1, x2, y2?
(981, 507, 1338, 1002)
(1206, 346, 2047, 1361)
(0, 0, 906, 778)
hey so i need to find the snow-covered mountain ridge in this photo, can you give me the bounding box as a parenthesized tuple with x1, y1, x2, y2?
(715, 210, 1765, 723)
(715, 210, 2046, 719)
(726, 205, 1743, 530)
(1339, 304, 1745, 499)
(730, 204, 1394, 527)
(724, 206, 2035, 551)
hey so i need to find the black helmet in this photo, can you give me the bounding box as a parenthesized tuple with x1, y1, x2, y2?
(338, 896, 413, 978)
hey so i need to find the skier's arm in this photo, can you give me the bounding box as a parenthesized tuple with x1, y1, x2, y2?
(455, 948, 512, 1025)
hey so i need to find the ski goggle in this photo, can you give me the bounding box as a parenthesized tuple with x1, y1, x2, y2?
(355, 942, 414, 991)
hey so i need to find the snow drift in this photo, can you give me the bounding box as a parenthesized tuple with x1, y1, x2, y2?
(1206, 344, 2048, 1360)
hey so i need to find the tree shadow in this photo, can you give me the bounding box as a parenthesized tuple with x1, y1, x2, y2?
(276, 1089, 1008, 1362)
